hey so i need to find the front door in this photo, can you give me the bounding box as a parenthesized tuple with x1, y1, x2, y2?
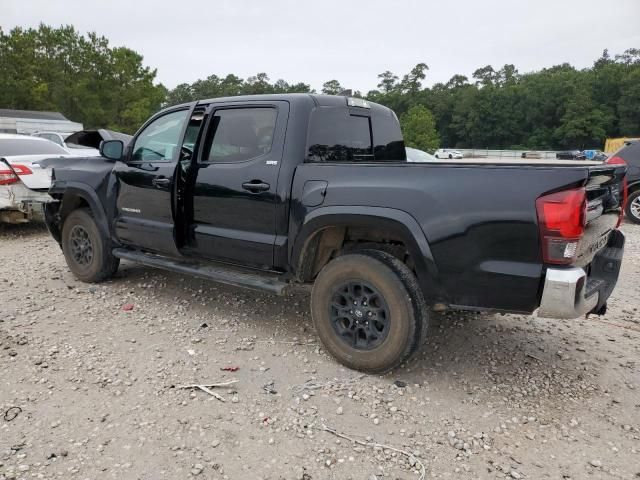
(187, 101, 288, 269)
(113, 107, 192, 255)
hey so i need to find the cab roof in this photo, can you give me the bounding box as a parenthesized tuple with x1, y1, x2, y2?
(166, 94, 393, 116)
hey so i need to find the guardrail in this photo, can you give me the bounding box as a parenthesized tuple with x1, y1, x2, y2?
(455, 149, 559, 159)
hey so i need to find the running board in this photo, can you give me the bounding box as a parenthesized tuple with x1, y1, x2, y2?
(112, 248, 288, 295)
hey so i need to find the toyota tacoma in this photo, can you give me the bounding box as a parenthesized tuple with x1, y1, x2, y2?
(40, 94, 627, 373)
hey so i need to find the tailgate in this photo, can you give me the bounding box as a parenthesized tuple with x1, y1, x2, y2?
(575, 164, 626, 266)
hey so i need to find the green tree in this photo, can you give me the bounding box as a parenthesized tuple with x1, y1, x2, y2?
(321, 79, 343, 95)
(617, 68, 640, 135)
(400, 105, 440, 152)
(0, 24, 165, 133)
(377, 70, 399, 93)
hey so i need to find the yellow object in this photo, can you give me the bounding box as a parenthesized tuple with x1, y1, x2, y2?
(605, 137, 639, 153)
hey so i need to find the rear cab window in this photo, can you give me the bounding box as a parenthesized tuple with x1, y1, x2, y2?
(306, 102, 406, 163)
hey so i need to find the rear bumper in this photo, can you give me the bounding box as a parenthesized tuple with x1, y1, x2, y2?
(0, 184, 51, 223)
(537, 229, 625, 319)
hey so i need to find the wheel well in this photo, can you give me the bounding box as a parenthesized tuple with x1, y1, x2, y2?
(295, 225, 413, 282)
(45, 193, 91, 243)
(60, 194, 90, 224)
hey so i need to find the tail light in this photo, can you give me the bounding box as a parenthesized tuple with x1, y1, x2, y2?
(0, 168, 19, 185)
(606, 155, 628, 227)
(11, 164, 33, 175)
(536, 188, 586, 265)
(0, 164, 32, 185)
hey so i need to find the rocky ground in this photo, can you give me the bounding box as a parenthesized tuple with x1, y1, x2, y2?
(1, 222, 639, 480)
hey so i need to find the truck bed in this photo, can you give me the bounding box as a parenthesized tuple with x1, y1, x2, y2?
(291, 160, 626, 313)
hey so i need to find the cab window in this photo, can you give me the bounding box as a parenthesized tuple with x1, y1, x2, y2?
(202, 107, 277, 163)
(131, 110, 189, 162)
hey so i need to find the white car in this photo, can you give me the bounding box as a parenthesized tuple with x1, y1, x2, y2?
(434, 149, 463, 159)
(405, 147, 437, 162)
(32, 131, 100, 157)
(0, 134, 75, 223)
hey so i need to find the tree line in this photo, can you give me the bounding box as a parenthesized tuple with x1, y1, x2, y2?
(1, 25, 638, 151)
(0, 25, 166, 134)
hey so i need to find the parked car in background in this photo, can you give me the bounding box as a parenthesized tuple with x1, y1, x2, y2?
(406, 147, 437, 162)
(0, 134, 74, 223)
(32, 131, 100, 157)
(434, 148, 463, 159)
(608, 140, 640, 224)
(521, 151, 542, 159)
(556, 150, 587, 160)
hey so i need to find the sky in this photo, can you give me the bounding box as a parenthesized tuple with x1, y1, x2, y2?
(3, 0, 640, 93)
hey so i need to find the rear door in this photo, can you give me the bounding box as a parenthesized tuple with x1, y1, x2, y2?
(186, 101, 288, 269)
(113, 106, 193, 255)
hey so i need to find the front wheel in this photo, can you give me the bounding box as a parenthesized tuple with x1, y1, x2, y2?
(311, 251, 428, 374)
(61, 208, 119, 282)
(626, 190, 640, 224)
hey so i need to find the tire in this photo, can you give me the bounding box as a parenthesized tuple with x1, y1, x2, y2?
(311, 251, 428, 374)
(448, 154, 453, 159)
(625, 190, 640, 224)
(61, 208, 119, 282)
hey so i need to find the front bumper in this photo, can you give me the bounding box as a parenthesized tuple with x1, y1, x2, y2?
(537, 229, 625, 319)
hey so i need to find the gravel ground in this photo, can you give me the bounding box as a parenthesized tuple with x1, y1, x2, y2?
(1, 222, 639, 480)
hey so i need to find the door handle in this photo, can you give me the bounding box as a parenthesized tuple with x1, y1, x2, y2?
(242, 180, 270, 193)
(152, 177, 170, 187)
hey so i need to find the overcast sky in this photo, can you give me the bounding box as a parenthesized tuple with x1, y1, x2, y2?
(3, 0, 639, 92)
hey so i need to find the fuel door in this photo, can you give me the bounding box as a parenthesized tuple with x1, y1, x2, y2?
(301, 180, 328, 207)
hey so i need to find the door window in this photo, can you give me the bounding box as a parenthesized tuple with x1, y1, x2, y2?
(203, 108, 277, 163)
(131, 109, 189, 162)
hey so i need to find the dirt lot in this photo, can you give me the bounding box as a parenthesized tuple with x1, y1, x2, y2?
(1, 222, 639, 480)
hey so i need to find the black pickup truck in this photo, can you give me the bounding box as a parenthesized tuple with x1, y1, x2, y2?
(40, 94, 627, 373)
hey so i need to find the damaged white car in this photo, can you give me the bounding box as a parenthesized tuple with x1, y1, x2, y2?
(0, 134, 74, 223)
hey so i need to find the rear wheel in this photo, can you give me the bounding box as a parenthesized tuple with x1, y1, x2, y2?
(311, 251, 428, 374)
(626, 190, 640, 224)
(448, 153, 453, 159)
(61, 208, 119, 282)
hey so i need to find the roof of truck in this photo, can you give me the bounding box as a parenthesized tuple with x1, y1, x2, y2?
(166, 93, 390, 113)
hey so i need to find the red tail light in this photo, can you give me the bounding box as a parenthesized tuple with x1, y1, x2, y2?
(606, 155, 627, 227)
(606, 155, 626, 166)
(0, 168, 19, 185)
(536, 188, 586, 265)
(0, 164, 32, 185)
(11, 164, 33, 175)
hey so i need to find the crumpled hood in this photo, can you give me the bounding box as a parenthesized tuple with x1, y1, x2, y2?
(36, 155, 114, 170)
(37, 155, 117, 196)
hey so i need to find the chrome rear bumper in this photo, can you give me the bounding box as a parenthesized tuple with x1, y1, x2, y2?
(537, 268, 598, 319)
(537, 230, 625, 319)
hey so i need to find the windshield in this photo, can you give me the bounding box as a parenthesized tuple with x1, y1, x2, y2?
(0, 138, 68, 157)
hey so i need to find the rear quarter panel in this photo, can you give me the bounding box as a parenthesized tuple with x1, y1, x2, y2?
(291, 162, 591, 312)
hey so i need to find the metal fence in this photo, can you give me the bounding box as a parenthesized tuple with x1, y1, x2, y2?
(456, 149, 559, 159)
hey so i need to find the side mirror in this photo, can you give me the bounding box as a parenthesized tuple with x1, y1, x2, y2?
(100, 140, 124, 161)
